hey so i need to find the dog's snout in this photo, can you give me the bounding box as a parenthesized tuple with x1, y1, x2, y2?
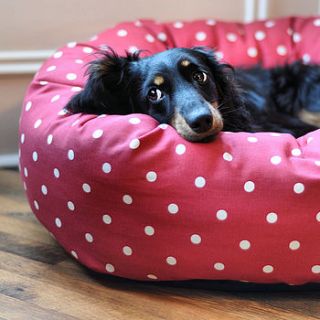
(188, 113, 213, 133)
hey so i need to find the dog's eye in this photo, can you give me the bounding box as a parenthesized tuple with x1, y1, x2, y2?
(193, 71, 208, 84)
(148, 88, 163, 101)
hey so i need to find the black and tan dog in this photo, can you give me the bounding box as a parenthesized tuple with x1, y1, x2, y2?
(66, 47, 320, 141)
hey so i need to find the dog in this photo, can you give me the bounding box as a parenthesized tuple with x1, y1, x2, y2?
(66, 47, 320, 142)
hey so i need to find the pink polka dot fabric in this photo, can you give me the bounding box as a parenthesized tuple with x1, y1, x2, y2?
(20, 17, 320, 284)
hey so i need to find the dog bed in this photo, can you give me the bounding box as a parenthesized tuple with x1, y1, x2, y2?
(19, 16, 320, 285)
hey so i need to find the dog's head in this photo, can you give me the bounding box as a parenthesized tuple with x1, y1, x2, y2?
(66, 47, 251, 141)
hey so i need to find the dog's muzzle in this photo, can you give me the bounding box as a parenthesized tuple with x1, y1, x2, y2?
(170, 102, 223, 142)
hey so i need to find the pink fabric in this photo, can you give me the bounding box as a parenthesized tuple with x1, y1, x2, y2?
(19, 17, 320, 284)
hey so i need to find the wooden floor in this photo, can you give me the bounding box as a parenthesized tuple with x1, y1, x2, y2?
(1, 169, 320, 320)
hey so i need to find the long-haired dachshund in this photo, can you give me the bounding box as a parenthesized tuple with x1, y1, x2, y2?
(66, 47, 320, 142)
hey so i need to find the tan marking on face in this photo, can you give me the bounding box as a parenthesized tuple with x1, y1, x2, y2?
(298, 110, 320, 127)
(181, 60, 191, 67)
(154, 76, 165, 86)
(170, 103, 223, 142)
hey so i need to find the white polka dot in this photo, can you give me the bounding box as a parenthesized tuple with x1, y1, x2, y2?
(128, 46, 139, 54)
(168, 203, 179, 214)
(102, 162, 112, 174)
(175, 144, 186, 155)
(190, 234, 201, 244)
(21, 133, 25, 144)
(39, 81, 48, 86)
(68, 149, 75, 160)
(55, 217, 62, 228)
(223, 152, 233, 162)
(157, 32, 167, 42)
(255, 30, 266, 41)
(244, 181, 255, 192)
(291, 148, 301, 156)
(129, 138, 140, 149)
(82, 183, 91, 193)
(83, 47, 94, 54)
(147, 274, 158, 280)
(85, 233, 94, 243)
(247, 136, 258, 143)
(71, 86, 82, 92)
(216, 209, 228, 221)
(53, 51, 63, 59)
(145, 34, 155, 43)
(117, 29, 128, 37)
(34, 119, 42, 129)
(158, 123, 168, 130)
(263, 265, 274, 273)
(102, 214, 112, 224)
(47, 134, 53, 145)
(144, 226, 155, 236)
(166, 256, 177, 265)
(58, 108, 68, 116)
(90, 35, 98, 41)
(266, 212, 278, 224)
(67, 201, 75, 211)
(195, 31, 207, 41)
(129, 117, 141, 124)
(226, 33, 237, 42)
(53, 168, 60, 178)
(71, 250, 78, 259)
(214, 262, 225, 271)
(265, 20, 275, 28)
(206, 19, 216, 26)
(41, 185, 48, 195)
(66, 73, 77, 81)
(123, 194, 133, 205)
(314, 19, 320, 27)
(294, 183, 305, 194)
(67, 41, 77, 48)
(312, 265, 320, 274)
(46, 65, 56, 72)
(239, 240, 251, 250)
(271, 155, 282, 165)
(92, 129, 103, 139)
(270, 133, 281, 137)
(34, 200, 39, 210)
(23, 167, 28, 177)
(247, 47, 258, 58)
(215, 51, 224, 61)
(146, 171, 157, 182)
(106, 263, 115, 273)
(293, 32, 302, 43)
(315, 160, 320, 166)
(123, 246, 133, 256)
(307, 137, 314, 144)
(25, 101, 32, 111)
(75, 59, 84, 64)
(289, 240, 300, 250)
(194, 176, 206, 188)
(50, 94, 60, 103)
(134, 20, 143, 27)
(277, 45, 287, 56)
(302, 53, 311, 64)
(173, 21, 184, 28)
(32, 151, 38, 162)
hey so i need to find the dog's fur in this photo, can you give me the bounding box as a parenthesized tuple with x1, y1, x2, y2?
(66, 47, 320, 141)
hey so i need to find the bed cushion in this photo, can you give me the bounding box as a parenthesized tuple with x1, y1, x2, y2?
(19, 16, 320, 284)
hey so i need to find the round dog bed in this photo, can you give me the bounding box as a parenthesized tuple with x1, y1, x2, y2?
(19, 17, 320, 285)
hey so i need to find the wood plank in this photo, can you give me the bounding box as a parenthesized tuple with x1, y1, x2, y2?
(0, 294, 78, 320)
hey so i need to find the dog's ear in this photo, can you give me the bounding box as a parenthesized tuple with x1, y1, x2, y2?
(192, 47, 253, 131)
(66, 49, 140, 115)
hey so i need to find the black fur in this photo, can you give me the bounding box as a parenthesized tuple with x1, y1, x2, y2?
(66, 47, 320, 141)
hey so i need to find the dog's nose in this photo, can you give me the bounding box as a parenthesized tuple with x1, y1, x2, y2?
(189, 114, 213, 133)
